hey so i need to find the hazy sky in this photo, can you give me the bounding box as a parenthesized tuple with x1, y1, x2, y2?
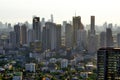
(0, 0, 120, 25)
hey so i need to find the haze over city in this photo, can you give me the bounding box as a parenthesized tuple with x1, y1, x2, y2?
(0, 0, 120, 25)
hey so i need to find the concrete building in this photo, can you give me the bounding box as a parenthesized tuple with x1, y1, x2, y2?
(106, 27, 113, 47)
(100, 31, 106, 48)
(117, 33, 120, 47)
(73, 16, 83, 47)
(9, 31, 16, 48)
(27, 29, 34, 46)
(88, 16, 97, 54)
(20, 24, 27, 45)
(14, 24, 20, 47)
(56, 24, 61, 49)
(25, 63, 36, 72)
(65, 23, 72, 48)
(61, 59, 68, 68)
(97, 48, 120, 80)
(44, 22, 57, 50)
(77, 29, 87, 50)
(33, 17, 41, 41)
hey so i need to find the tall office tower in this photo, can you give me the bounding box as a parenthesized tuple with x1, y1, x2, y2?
(9, 31, 16, 48)
(27, 29, 34, 46)
(117, 33, 120, 47)
(97, 48, 120, 80)
(72, 16, 83, 47)
(106, 27, 113, 47)
(41, 18, 45, 31)
(56, 24, 61, 49)
(43, 22, 57, 50)
(88, 16, 97, 54)
(77, 29, 87, 50)
(33, 17, 41, 41)
(20, 24, 27, 45)
(14, 24, 20, 47)
(65, 23, 72, 48)
(90, 16, 95, 35)
(100, 31, 106, 48)
(62, 21, 67, 37)
(51, 14, 54, 23)
(42, 27, 50, 51)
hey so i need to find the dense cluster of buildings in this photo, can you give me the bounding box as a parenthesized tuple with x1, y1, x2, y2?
(1, 15, 120, 79)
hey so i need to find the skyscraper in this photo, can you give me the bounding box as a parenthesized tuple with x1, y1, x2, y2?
(72, 16, 83, 47)
(9, 31, 16, 48)
(90, 16, 95, 35)
(100, 31, 106, 48)
(97, 48, 120, 80)
(117, 33, 120, 47)
(43, 22, 57, 50)
(77, 29, 87, 50)
(88, 16, 97, 54)
(56, 24, 61, 49)
(65, 23, 72, 48)
(33, 17, 41, 41)
(106, 27, 113, 47)
(20, 24, 27, 45)
(27, 29, 34, 46)
(14, 24, 20, 47)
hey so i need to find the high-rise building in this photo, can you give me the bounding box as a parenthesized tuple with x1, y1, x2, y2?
(106, 27, 113, 47)
(73, 16, 83, 47)
(117, 33, 120, 47)
(9, 31, 16, 48)
(14, 24, 20, 47)
(42, 27, 49, 51)
(77, 29, 87, 50)
(27, 29, 34, 46)
(90, 16, 95, 35)
(100, 31, 106, 48)
(88, 16, 97, 54)
(20, 24, 27, 45)
(97, 48, 120, 80)
(65, 23, 72, 48)
(43, 22, 57, 50)
(56, 24, 61, 49)
(33, 17, 41, 41)
(51, 14, 54, 23)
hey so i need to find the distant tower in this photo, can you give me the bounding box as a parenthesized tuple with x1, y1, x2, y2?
(100, 31, 106, 47)
(73, 16, 83, 47)
(90, 16, 95, 35)
(33, 16, 41, 41)
(20, 24, 27, 45)
(9, 31, 16, 48)
(27, 29, 34, 46)
(51, 14, 54, 23)
(14, 24, 20, 47)
(65, 23, 72, 48)
(117, 33, 120, 47)
(88, 16, 97, 54)
(106, 25, 113, 47)
(56, 24, 61, 49)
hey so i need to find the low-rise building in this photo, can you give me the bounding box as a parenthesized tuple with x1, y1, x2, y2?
(25, 63, 36, 72)
(61, 59, 68, 68)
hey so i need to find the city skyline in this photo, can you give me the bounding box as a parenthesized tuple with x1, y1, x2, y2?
(0, 0, 120, 25)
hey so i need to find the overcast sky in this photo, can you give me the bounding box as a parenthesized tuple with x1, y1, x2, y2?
(0, 0, 120, 25)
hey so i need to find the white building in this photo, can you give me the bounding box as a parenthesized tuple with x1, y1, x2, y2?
(25, 63, 36, 72)
(49, 58, 57, 63)
(61, 59, 68, 68)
